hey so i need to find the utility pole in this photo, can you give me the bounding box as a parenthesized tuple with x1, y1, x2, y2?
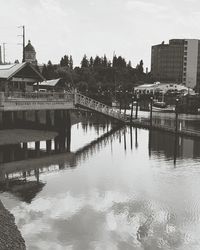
(22, 25, 25, 62)
(2, 43, 6, 64)
(18, 25, 25, 62)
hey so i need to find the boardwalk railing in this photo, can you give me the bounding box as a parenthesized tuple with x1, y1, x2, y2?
(3, 91, 74, 101)
(74, 93, 127, 122)
(132, 117, 200, 137)
(0, 91, 74, 111)
(0, 91, 128, 122)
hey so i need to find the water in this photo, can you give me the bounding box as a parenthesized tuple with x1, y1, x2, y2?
(1, 121, 200, 250)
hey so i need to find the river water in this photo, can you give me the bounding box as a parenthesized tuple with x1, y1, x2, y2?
(1, 120, 200, 250)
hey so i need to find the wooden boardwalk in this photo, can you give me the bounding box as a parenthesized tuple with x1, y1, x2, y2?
(0, 92, 127, 122)
(128, 118, 200, 138)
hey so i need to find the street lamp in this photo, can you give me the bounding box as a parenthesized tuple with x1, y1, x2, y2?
(135, 93, 139, 119)
(175, 98, 179, 133)
(130, 94, 134, 122)
(150, 96, 153, 127)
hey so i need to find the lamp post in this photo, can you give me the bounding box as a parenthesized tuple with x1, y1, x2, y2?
(135, 93, 139, 119)
(175, 98, 179, 134)
(130, 94, 134, 123)
(150, 96, 153, 127)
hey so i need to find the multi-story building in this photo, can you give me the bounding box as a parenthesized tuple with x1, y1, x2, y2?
(151, 39, 200, 90)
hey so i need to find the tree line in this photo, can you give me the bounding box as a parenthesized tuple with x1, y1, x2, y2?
(41, 54, 154, 105)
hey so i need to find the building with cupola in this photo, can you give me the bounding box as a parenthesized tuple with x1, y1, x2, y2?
(24, 40, 37, 65)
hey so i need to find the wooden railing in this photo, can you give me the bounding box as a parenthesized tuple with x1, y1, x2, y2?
(0, 91, 74, 111)
(0, 91, 128, 122)
(132, 118, 200, 137)
(3, 91, 74, 102)
(74, 93, 127, 122)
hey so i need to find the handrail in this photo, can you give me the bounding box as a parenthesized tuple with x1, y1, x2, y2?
(133, 119, 200, 135)
(74, 93, 127, 121)
(0, 91, 128, 122)
(3, 91, 74, 100)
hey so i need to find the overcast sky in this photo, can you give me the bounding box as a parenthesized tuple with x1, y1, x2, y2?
(1, 0, 200, 68)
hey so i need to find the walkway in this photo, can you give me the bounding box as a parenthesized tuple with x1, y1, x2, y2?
(130, 118, 200, 138)
(0, 92, 127, 122)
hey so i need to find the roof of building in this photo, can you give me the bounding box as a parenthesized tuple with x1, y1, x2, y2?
(25, 40, 35, 52)
(33, 78, 61, 87)
(135, 82, 160, 89)
(134, 82, 194, 93)
(0, 62, 45, 80)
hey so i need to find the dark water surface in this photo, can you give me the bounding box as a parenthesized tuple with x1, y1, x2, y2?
(1, 122, 200, 250)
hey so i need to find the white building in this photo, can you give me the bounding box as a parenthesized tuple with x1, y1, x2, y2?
(134, 82, 194, 95)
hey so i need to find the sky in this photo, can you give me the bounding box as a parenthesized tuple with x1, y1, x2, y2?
(1, 0, 200, 69)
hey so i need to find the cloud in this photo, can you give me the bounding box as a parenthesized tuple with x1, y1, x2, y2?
(125, 0, 168, 14)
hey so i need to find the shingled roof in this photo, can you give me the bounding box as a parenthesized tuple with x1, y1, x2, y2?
(0, 62, 45, 81)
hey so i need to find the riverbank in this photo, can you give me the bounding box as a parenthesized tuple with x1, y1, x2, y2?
(129, 119, 200, 138)
(0, 200, 26, 249)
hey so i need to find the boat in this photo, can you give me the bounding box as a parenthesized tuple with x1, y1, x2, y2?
(152, 101, 175, 112)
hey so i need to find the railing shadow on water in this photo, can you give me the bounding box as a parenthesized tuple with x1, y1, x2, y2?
(1, 121, 199, 202)
(0, 123, 124, 203)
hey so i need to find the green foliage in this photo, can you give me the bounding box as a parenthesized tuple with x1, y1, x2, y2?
(42, 54, 152, 104)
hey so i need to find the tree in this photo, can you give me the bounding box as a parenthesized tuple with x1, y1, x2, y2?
(89, 57, 94, 68)
(42, 64, 49, 79)
(60, 55, 69, 67)
(102, 55, 108, 67)
(127, 61, 132, 69)
(46, 60, 55, 79)
(137, 60, 144, 73)
(81, 55, 89, 68)
(69, 55, 73, 69)
(93, 56, 101, 68)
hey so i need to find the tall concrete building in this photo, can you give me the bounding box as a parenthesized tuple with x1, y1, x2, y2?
(151, 39, 200, 90)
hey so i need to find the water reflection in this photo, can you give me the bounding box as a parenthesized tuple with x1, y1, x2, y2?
(1, 125, 200, 202)
(148, 129, 200, 161)
(1, 123, 200, 249)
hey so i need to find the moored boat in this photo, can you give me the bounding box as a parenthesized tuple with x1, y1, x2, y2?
(152, 101, 175, 112)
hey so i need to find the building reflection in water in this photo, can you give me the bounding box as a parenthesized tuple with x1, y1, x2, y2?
(148, 129, 200, 164)
(0, 121, 121, 203)
(1, 122, 200, 203)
